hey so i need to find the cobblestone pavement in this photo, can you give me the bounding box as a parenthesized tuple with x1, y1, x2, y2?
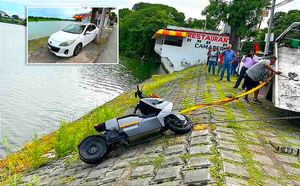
(20, 66, 300, 185)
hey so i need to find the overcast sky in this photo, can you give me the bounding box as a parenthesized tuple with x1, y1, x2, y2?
(27, 8, 91, 19)
(1, 0, 299, 27)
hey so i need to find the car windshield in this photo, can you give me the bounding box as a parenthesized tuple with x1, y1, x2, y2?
(62, 24, 86, 34)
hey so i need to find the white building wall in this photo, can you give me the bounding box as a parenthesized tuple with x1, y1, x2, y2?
(157, 32, 229, 71)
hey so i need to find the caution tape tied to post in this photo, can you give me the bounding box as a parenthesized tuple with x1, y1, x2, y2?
(179, 76, 274, 114)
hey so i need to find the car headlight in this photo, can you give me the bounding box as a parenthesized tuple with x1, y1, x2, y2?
(59, 40, 76, 46)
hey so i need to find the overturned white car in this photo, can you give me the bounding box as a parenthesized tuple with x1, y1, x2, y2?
(48, 23, 99, 57)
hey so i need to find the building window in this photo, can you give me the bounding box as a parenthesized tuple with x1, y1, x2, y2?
(156, 37, 163, 45)
(164, 36, 183, 47)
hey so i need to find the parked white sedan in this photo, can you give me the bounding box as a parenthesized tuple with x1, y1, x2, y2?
(48, 23, 99, 57)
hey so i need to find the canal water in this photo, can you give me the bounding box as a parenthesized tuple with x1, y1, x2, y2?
(0, 23, 163, 156)
(28, 21, 74, 40)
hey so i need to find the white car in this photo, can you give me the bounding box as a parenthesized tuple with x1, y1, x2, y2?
(48, 23, 99, 57)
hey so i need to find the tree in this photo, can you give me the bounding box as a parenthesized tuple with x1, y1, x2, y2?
(185, 18, 205, 29)
(254, 10, 300, 43)
(272, 10, 300, 38)
(119, 3, 185, 58)
(119, 8, 132, 19)
(184, 18, 217, 30)
(203, 0, 268, 48)
(132, 2, 185, 24)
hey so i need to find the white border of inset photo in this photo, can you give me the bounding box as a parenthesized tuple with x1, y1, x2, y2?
(26, 5, 119, 65)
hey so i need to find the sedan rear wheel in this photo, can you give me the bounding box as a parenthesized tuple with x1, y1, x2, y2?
(73, 43, 82, 56)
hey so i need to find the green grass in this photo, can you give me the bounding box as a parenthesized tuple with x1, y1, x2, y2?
(182, 96, 194, 110)
(28, 133, 46, 168)
(152, 155, 165, 168)
(209, 147, 224, 186)
(64, 154, 80, 167)
(28, 37, 49, 56)
(55, 104, 118, 157)
(62, 176, 76, 184)
(28, 17, 74, 22)
(291, 163, 300, 169)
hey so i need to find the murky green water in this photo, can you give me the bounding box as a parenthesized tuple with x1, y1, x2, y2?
(120, 57, 166, 82)
(28, 21, 74, 40)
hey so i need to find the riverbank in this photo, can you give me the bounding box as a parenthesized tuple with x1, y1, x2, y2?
(1, 65, 300, 185)
(0, 65, 180, 182)
(28, 17, 74, 22)
(0, 18, 25, 26)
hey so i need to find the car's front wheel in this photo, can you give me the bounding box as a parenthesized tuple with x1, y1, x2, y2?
(73, 43, 82, 56)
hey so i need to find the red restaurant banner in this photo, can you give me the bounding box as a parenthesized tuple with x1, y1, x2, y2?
(187, 32, 229, 44)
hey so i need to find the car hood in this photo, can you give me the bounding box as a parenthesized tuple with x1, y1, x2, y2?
(50, 30, 80, 42)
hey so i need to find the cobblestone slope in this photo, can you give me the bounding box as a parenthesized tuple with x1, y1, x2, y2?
(19, 66, 300, 186)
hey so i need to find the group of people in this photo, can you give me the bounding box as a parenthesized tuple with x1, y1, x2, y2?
(207, 44, 240, 81)
(207, 45, 282, 104)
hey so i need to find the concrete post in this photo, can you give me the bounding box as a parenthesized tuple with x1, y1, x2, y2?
(264, 0, 276, 56)
(96, 8, 106, 43)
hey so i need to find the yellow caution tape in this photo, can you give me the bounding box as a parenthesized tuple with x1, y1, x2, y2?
(193, 124, 209, 131)
(179, 76, 273, 114)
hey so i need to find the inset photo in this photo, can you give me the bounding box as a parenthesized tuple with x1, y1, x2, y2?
(27, 7, 118, 64)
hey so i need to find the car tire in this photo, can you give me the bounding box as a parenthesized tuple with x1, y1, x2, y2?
(78, 135, 107, 164)
(93, 34, 97, 41)
(73, 43, 82, 56)
(165, 114, 193, 134)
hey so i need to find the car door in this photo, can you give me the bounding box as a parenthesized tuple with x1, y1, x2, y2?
(83, 25, 94, 46)
(89, 24, 97, 42)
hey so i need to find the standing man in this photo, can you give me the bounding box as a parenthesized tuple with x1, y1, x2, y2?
(243, 56, 281, 103)
(208, 46, 218, 75)
(220, 44, 236, 81)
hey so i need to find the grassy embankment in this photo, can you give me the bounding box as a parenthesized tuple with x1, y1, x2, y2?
(0, 65, 197, 184)
(28, 37, 49, 56)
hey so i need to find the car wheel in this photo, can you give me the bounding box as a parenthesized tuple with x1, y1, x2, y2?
(78, 135, 107, 164)
(93, 34, 98, 42)
(73, 43, 82, 56)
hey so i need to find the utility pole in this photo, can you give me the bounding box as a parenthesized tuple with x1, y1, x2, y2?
(264, 0, 276, 56)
